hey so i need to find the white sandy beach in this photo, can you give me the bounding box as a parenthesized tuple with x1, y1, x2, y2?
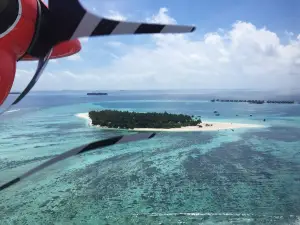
(76, 113, 93, 125)
(75, 113, 265, 132)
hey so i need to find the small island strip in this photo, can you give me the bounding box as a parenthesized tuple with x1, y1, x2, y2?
(76, 110, 265, 132)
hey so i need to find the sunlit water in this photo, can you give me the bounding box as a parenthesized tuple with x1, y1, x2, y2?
(0, 90, 300, 224)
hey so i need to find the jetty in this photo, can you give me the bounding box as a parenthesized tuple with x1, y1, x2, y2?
(211, 99, 295, 104)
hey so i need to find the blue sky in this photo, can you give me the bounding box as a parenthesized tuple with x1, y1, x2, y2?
(14, 0, 300, 91)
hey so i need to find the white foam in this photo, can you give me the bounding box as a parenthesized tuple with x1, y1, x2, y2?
(75, 113, 92, 126)
(4, 109, 21, 114)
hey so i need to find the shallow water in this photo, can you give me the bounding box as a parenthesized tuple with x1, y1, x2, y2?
(0, 90, 300, 224)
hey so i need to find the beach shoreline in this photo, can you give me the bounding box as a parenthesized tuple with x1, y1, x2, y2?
(75, 113, 266, 132)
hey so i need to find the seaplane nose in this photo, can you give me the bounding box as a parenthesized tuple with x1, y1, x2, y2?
(0, 0, 20, 37)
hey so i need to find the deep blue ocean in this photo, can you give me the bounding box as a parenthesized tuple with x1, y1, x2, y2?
(0, 90, 300, 224)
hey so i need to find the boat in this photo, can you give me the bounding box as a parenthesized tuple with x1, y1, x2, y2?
(87, 92, 108, 96)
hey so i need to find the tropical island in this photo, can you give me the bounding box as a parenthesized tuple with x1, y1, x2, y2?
(74, 110, 266, 132)
(89, 110, 201, 129)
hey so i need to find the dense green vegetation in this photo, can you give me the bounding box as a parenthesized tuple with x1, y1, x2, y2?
(89, 110, 201, 129)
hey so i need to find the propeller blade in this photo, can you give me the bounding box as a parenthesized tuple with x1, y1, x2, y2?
(28, 0, 196, 58)
(0, 49, 52, 115)
(74, 17, 195, 39)
(0, 132, 156, 191)
(46, 0, 196, 44)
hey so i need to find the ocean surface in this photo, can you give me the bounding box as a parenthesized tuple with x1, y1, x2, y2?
(0, 90, 300, 225)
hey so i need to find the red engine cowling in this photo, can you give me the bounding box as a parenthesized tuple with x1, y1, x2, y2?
(0, 0, 37, 105)
(0, 50, 16, 105)
(0, 0, 81, 105)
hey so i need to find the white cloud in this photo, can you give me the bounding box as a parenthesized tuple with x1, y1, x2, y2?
(285, 31, 294, 37)
(12, 69, 38, 90)
(16, 69, 33, 76)
(80, 37, 89, 43)
(75, 8, 298, 90)
(66, 54, 82, 61)
(146, 7, 176, 24)
(63, 71, 77, 78)
(12, 8, 300, 91)
(110, 53, 120, 59)
(106, 41, 123, 47)
(105, 10, 127, 21)
(49, 59, 58, 64)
